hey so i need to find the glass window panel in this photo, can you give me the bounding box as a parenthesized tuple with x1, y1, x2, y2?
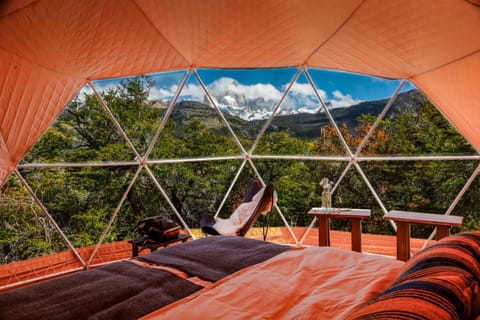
(308, 68, 405, 154)
(1, 173, 70, 265)
(149, 160, 253, 227)
(253, 159, 348, 228)
(19, 166, 136, 248)
(21, 84, 136, 164)
(361, 160, 478, 238)
(450, 171, 480, 233)
(363, 84, 477, 156)
(111, 170, 174, 236)
(150, 73, 242, 159)
(197, 68, 297, 151)
(92, 71, 188, 156)
(256, 71, 348, 156)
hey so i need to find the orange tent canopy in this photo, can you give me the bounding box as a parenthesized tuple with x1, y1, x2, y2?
(1, 0, 479, 185)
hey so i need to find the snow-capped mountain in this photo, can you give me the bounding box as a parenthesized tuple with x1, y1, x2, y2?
(203, 90, 321, 121)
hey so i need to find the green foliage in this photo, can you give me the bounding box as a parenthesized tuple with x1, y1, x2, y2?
(2, 80, 479, 264)
(1, 177, 67, 263)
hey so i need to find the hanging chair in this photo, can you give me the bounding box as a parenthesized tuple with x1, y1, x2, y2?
(200, 178, 276, 239)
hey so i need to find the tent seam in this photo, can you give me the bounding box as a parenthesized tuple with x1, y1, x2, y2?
(303, 0, 367, 65)
(0, 47, 85, 81)
(414, 48, 480, 78)
(132, 0, 191, 66)
(464, 0, 480, 7)
(0, 127, 8, 153)
(0, 0, 39, 18)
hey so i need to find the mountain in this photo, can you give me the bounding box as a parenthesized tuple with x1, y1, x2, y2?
(207, 93, 276, 121)
(169, 100, 258, 137)
(169, 89, 426, 139)
(264, 89, 427, 139)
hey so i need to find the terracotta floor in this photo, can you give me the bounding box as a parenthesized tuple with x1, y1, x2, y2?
(243, 227, 431, 257)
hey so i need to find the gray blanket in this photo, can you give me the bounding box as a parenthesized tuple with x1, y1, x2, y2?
(0, 236, 290, 320)
(138, 235, 291, 281)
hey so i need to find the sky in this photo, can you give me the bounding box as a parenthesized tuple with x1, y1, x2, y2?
(87, 68, 416, 112)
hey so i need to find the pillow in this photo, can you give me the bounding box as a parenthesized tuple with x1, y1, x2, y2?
(395, 232, 480, 284)
(348, 232, 480, 320)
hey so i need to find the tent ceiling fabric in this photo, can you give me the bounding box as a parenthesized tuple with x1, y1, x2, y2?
(0, 0, 479, 184)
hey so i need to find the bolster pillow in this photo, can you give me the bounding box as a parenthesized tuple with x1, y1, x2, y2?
(348, 231, 480, 320)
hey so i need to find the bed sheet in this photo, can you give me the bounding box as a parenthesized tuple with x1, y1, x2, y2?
(142, 246, 405, 320)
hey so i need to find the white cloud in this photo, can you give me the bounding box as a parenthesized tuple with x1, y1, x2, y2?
(208, 77, 282, 101)
(180, 83, 205, 101)
(289, 82, 324, 99)
(76, 81, 119, 102)
(329, 90, 363, 108)
(77, 85, 94, 99)
(91, 81, 121, 95)
(137, 82, 205, 102)
(77, 76, 363, 116)
(149, 85, 178, 101)
(280, 82, 324, 111)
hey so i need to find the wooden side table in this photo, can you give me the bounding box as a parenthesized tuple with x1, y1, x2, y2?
(384, 210, 463, 261)
(308, 208, 371, 252)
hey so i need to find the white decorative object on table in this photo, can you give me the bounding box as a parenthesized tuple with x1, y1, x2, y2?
(320, 177, 333, 209)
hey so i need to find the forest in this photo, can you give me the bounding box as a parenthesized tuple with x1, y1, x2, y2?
(1, 76, 479, 264)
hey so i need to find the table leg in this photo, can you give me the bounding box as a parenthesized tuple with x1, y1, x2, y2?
(132, 244, 139, 257)
(436, 226, 450, 240)
(350, 219, 362, 252)
(396, 222, 410, 261)
(317, 216, 330, 247)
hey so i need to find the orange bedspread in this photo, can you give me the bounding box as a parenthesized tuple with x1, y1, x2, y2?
(142, 246, 404, 319)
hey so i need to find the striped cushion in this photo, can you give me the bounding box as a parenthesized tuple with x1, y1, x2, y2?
(348, 232, 480, 320)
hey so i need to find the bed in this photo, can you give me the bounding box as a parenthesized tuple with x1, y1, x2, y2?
(1, 233, 479, 320)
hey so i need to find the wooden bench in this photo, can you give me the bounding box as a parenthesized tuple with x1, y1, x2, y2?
(384, 210, 463, 261)
(308, 208, 371, 252)
(128, 233, 191, 257)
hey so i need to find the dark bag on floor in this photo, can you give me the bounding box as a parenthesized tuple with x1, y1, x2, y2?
(135, 216, 180, 242)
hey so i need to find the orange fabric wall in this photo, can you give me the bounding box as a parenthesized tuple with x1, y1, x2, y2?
(0, 0, 479, 184)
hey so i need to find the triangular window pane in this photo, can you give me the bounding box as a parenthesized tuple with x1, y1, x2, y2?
(0, 172, 87, 287)
(150, 73, 242, 159)
(21, 84, 136, 164)
(196, 68, 297, 152)
(18, 166, 136, 249)
(92, 71, 188, 156)
(0, 173, 70, 267)
(256, 71, 347, 156)
(253, 159, 348, 228)
(88, 168, 176, 261)
(364, 84, 477, 156)
(308, 69, 405, 154)
(361, 160, 477, 237)
(450, 170, 480, 232)
(149, 160, 249, 228)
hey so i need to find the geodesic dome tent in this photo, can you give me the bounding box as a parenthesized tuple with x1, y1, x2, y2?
(1, 0, 480, 182)
(1, 0, 480, 290)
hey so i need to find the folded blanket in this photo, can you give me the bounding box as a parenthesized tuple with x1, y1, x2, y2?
(0, 261, 201, 320)
(0, 236, 291, 320)
(137, 235, 291, 282)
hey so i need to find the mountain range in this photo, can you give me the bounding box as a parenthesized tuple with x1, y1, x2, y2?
(170, 89, 426, 139)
